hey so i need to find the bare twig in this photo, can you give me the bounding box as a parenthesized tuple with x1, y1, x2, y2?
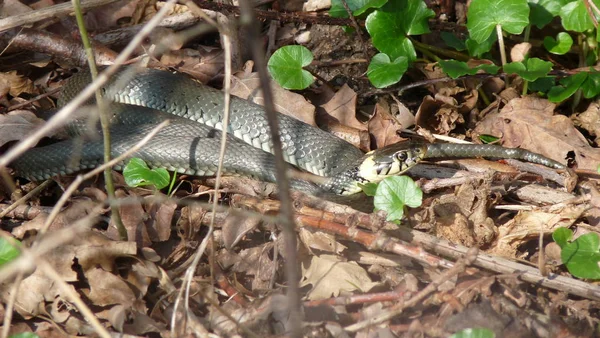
(0, 0, 120, 32)
(237, 1, 302, 336)
(0, 179, 52, 219)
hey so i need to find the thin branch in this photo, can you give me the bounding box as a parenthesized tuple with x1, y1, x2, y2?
(237, 1, 302, 336)
(0, 0, 120, 32)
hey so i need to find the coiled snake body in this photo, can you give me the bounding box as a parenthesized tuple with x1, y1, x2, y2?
(10, 68, 566, 202)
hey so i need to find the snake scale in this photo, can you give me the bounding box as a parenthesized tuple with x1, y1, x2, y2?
(9, 67, 566, 202)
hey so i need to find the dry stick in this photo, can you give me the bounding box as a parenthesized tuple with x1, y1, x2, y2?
(0, 0, 120, 32)
(0, 179, 51, 219)
(72, 0, 126, 240)
(5, 88, 61, 112)
(1, 273, 24, 338)
(37, 120, 170, 235)
(0, 0, 178, 177)
(338, 0, 370, 61)
(238, 1, 302, 336)
(345, 248, 478, 332)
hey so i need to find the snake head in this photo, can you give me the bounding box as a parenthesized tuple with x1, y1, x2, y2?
(357, 142, 427, 184)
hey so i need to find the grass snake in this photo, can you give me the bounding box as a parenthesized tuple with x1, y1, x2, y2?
(10, 68, 566, 203)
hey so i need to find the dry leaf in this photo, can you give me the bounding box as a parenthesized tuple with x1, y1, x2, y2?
(301, 254, 380, 300)
(474, 96, 600, 170)
(84, 267, 136, 307)
(298, 228, 347, 254)
(415, 95, 465, 134)
(0, 110, 47, 148)
(510, 42, 532, 62)
(573, 101, 600, 144)
(0, 71, 35, 98)
(231, 72, 316, 126)
(160, 47, 224, 83)
(319, 84, 366, 131)
(368, 100, 405, 148)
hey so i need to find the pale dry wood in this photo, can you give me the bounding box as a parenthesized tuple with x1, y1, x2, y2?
(0, 0, 119, 32)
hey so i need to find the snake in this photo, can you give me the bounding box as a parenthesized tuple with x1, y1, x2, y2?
(9, 68, 566, 204)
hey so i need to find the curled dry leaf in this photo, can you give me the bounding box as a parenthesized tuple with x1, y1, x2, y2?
(510, 42, 532, 62)
(574, 101, 600, 144)
(474, 96, 600, 171)
(301, 254, 380, 300)
(231, 72, 317, 126)
(0, 110, 47, 148)
(298, 228, 347, 254)
(492, 206, 585, 257)
(416, 94, 465, 134)
(84, 267, 136, 307)
(0, 71, 35, 98)
(319, 84, 366, 131)
(368, 99, 405, 148)
(160, 47, 225, 83)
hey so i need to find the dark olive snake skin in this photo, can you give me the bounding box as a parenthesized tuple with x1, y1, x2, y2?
(9, 68, 566, 202)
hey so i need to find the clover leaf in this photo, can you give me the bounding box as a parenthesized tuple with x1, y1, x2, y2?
(543, 32, 573, 54)
(123, 158, 170, 190)
(467, 0, 530, 43)
(503, 58, 553, 81)
(374, 176, 422, 221)
(439, 60, 500, 79)
(553, 227, 600, 279)
(329, 0, 388, 17)
(267, 45, 314, 90)
(366, 0, 434, 61)
(367, 53, 409, 88)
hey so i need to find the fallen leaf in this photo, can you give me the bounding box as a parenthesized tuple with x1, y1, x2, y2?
(300, 254, 380, 300)
(368, 100, 405, 148)
(0, 110, 47, 148)
(160, 47, 224, 83)
(0, 71, 35, 98)
(574, 101, 600, 144)
(144, 196, 176, 242)
(2, 0, 32, 16)
(231, 72, 316, 126)
(318, 84, 366, 131)
(84, 267, 136, 307)
(511, 42, 532, 62)
(474, 96, 599, 170)
(415, 94, 465, 134)
(84, 0, 139, 31)
(298, 228, 347, 254)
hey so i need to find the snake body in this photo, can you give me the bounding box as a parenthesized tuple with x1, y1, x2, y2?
(10, 68, 566, 200)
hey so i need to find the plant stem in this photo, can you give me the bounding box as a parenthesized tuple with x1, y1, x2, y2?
(411, 38, 470, 61)
(496, 24, 509, 87)
(72, 0, 126, 240)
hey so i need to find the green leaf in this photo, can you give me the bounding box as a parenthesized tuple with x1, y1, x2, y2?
(559, 1, 596, 32)
(561, 232, 600, 279)
(543, 32, 573, 54)
(467, 0, 530, 43)
(360, 182, 379, 196)
(582, 70, 600, 98)
(553, 227, 573, 248)
(503, 58, 553, 81)
(367, 53, 409, 88)
(365, 0, 434, 60)
(9, 334, 39, 338)
(466, 33, 497, 58)
(479, 134, 500, 143)
(438, 60, 500, 79)
(374, 176, 422, 221)
(330, 0, 388, 17)
(450, 328, 496, 338)
(0, 237, 19, 267)
(547, 72, 587, 102)
(529, 0, 567, 28)
(529, 76, 556, 92)
(267, 45, 314, 90)
(441, 32, 467, 51)
(123, 158, 170, 190)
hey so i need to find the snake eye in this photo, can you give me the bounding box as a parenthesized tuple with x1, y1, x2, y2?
(394, 151, 408, 162)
